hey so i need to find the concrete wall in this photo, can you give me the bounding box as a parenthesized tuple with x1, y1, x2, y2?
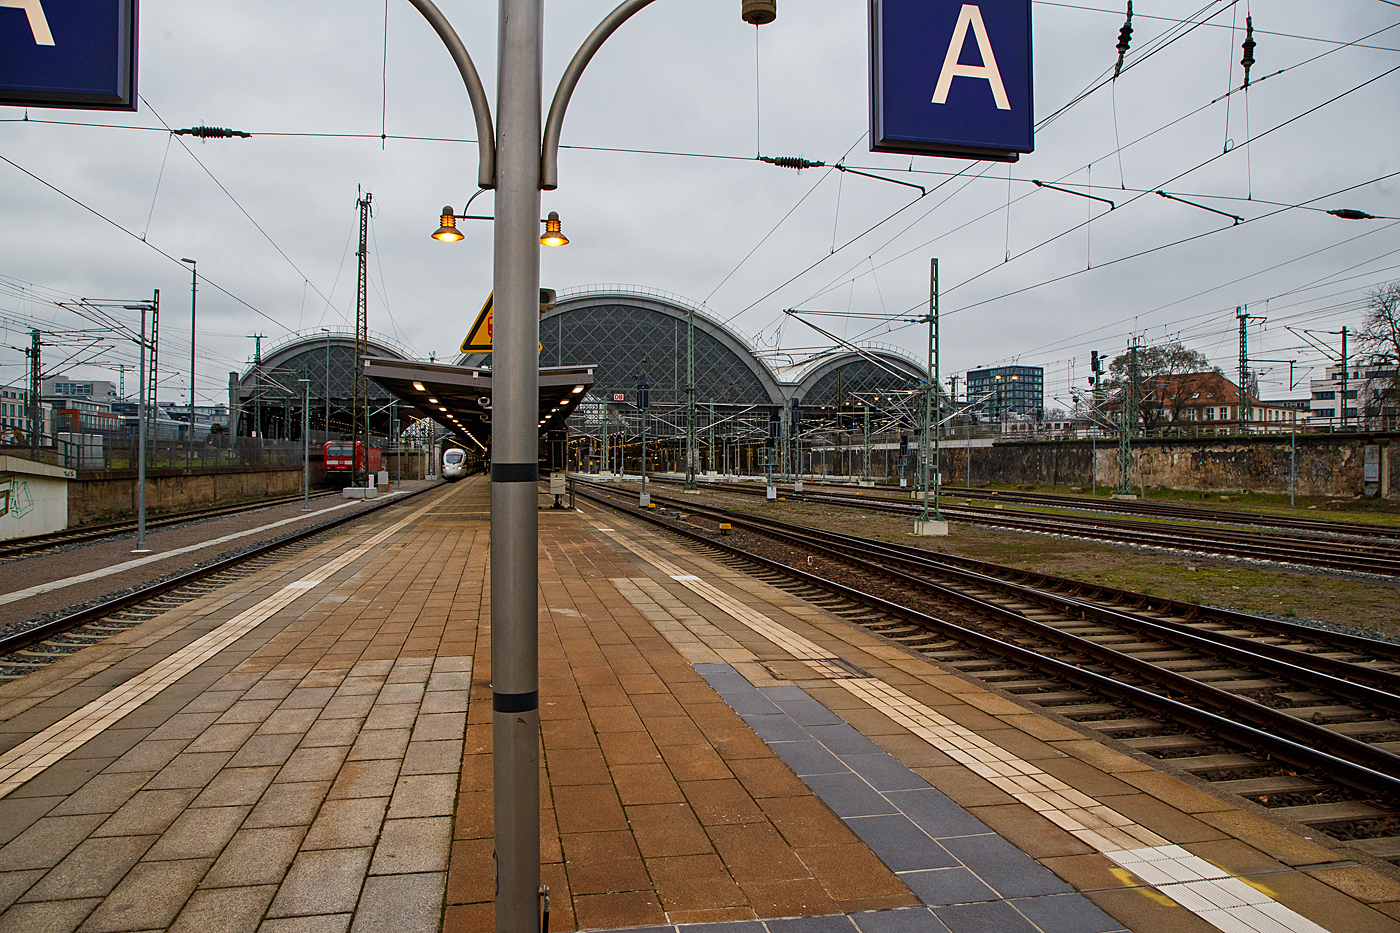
(383, 450, 431, 481)
(69, 466, 310, 525)
(0, 457, 75, 540)
(942, 434, 1397, 498)
(66, 450, 436, 525)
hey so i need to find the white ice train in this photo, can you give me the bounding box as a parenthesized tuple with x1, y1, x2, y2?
(442, 447, 468, 482)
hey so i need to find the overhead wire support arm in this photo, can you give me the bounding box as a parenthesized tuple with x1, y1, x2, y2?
(1156, 190, 1243, 225)
(834, 164, 926, 196)
(759, 155, 927, 195)
(783, 309, 921, 386)
(405, 0, 496, 188)
(1033, 179, 1115, 210)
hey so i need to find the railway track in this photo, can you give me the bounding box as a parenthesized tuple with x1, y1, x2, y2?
(932, 483, 1400, 543)
(0, 489, 344, 561)
(578, 483, 1400, 866)
(644, 477, 1400, 576)
(0, 483, 444, 683)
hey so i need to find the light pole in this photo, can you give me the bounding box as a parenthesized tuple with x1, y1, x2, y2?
(180, 258, 196, 467)
(684, 306, 696, 491)
(408, 2, 777, 928)
(1089, 350, 1103, 494)
(300, 378, 311, 509)
(636, 373, 650, 506)
(320, 328, 331, 438)
(916, 258, 945, 531)
(123, 292, 159, 553)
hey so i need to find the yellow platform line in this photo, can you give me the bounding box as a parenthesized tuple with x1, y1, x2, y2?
(0, 500, 438, 799)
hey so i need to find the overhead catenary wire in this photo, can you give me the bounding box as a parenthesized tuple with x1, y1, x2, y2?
(1039, 0, 1244, 132)
(703, 132, 867, 307)
(932, 62, 1400, 313)
(965, 212, 1400, 372)
(785, 19, 1400, 319)
(0, 152, 292, 335)
(139, 96, 340, 318)
(837, 168, 1400, 361)
(1, 4, 1394, 403)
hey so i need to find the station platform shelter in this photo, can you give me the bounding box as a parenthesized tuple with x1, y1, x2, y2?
(0, 476, 1397, 933)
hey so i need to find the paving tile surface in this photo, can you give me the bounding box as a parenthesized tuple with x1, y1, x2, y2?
(0, 483, 476, 933)
(2, 477, 1398, 933)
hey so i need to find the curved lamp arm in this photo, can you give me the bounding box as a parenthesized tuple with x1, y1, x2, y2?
(541, 0, 661, 191)
(406, 0, 496, 189)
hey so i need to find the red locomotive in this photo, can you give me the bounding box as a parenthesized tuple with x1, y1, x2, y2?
(323, 440, 381, 482)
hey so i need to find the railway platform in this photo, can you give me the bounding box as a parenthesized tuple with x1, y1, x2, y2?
(0, 475, 1397, 933)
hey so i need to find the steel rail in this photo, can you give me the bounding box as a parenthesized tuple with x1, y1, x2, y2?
(0, 491, 342, 560)
(665, 495, 1400, 713)
(932, 484, 1400, 541)
(795, 481, 1400, 546)
(579, 485, 1400, 798)
(932, 501, 1398, 557)
(647, 478, 1400, 569)
(785, 488, 1400, 575)
(856, 539, 1400, 662)
(0, 482, 447, 657)
(610, 476, 1400, 657)
(654, 496, 1400, 694)
(783, 478, 1400, 542)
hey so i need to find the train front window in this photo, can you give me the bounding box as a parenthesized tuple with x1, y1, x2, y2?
(327, 444, 354, 457)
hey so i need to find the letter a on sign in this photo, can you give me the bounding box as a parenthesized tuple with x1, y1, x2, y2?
(869, 0, 1032, 161)
(1, 0, 138, 110)
(0, 0, 54, 45)
(932, 5, 1009, 110)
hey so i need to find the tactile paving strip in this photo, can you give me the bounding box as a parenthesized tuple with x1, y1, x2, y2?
(593, 519, 1339, 933)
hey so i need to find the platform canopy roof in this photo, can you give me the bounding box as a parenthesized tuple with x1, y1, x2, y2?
(363, 357, 594, 450)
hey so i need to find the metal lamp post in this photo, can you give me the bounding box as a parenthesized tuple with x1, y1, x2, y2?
(684, 306, 696, 491)
(180, 258, 197, 466)
(123, 292, 159, 553)
(407, 2, 776, 928)
(636, 374, 650, 506)
(321, 328, 331, 437)
(916, 258, 945, 531)
(300, 378, 311, 509)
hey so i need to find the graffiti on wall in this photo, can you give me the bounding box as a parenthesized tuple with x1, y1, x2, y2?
(0, 478, 34, 520)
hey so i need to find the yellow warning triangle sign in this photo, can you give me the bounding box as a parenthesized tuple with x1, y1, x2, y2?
(461, 292, 493, 352)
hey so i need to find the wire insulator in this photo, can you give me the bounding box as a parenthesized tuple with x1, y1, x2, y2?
(172, 125, 251, 139)
(1240, 16, 1256, 87)
(1114, 1, 1133, 78)
(1328, 209, 1376, 221)
(759, 155, 825, 171)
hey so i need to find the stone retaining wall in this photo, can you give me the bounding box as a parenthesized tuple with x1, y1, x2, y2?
(942, 434, 1396, 498)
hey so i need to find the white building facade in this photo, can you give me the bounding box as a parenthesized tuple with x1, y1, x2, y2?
(1309, 363, 1398, 430)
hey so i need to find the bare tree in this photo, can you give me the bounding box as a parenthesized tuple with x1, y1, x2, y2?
(1106, 340, 1216, 433)
(1358, 281, 1400, 423)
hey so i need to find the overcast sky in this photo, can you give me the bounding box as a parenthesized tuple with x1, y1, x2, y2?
(2, 0, 1397, 414)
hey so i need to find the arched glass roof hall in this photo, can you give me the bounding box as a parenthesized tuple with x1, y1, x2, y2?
(461, 285, 926, 420)
(231, 328, 414, 440)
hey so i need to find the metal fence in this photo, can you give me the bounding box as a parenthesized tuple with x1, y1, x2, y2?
(6, 434, 309, 472)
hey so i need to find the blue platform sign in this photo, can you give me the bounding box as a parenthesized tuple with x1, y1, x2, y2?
(1, 0, 138, 111)
(870, 0, 1032, 162)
